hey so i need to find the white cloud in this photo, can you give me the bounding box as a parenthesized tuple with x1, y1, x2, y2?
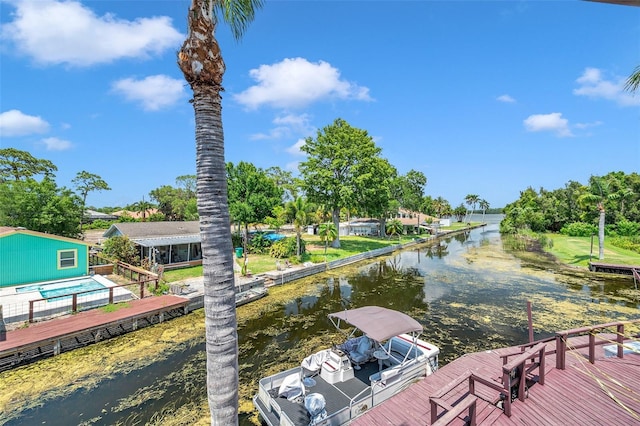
(112, 75, 185, 111)
(574, 120, 603, 129)
(286, 139, 306, 156)
(233, 57, 373, 109)
(0, 109, 50, 137)
(41, 136, 72, 151)
(251, 113, 315, 140)
(2, 0, 183, 66)
(573, 67, 640, 107)
(523, 112, 573, 137)
(497, 94, 516, 103)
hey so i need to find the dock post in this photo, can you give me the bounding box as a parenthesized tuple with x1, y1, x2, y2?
(0, 306, 6, 341)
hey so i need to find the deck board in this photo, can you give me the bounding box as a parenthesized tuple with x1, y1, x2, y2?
(0, 295, 188, 353)
(352, 336, 640, 425)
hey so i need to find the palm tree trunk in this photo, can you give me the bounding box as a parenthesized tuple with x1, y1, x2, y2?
(179, 2, 238, 423)
(193, 90, 239, 424)
(598, 204, 605, 260)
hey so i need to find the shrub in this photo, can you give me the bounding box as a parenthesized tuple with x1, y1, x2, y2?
(612, 220, 640, 237)
(101, 235, 140, 265)
(270, 237, 304, 258)
(84, 220, 113, 230)
(231, 232, 243, 249)
(560, 222, 597, 237)
(609, 236, 640, 254)
(249, 233, 272, 254)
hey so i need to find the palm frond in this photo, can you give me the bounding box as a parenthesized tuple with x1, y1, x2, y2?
(624, 65, 640, 93)
(214, 0, 264, 40)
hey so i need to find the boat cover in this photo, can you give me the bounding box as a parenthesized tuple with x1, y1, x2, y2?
(301, 349, 331, 373)
(278, 373, 305, 401)
(305, 393, 327, 425)
(328, 306, 422, 342)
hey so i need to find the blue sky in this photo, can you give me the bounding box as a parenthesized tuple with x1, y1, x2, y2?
(1, 0, 638, 210)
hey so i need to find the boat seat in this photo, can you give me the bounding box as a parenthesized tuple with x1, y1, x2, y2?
(369, 367, 401, 385)
(348, 336, 375, 370)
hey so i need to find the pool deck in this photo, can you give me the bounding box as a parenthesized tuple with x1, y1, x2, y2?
(0, 275, 134, 325)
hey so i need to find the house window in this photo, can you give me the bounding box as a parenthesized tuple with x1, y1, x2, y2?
(58, 249, 77, 269)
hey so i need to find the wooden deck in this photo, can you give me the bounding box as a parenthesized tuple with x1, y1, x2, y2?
(589, 261, 640, 277)
(353, 335, 640, 425)
(0, 295, 189, 371)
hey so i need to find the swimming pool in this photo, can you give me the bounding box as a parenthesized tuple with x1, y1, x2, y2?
(264, 233, 286, 242)
(16, 277, 108, 299)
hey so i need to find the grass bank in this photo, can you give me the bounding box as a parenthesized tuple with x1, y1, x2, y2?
(545, 234, 640, 268)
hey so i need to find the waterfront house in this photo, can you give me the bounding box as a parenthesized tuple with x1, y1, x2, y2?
(102, 221, 202, 268)
(0, 227, 91, 288)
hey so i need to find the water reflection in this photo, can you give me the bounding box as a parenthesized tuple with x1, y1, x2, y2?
(2, 215, 638, 426)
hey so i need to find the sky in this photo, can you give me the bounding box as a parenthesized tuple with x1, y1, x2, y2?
(1, 0, 639, 211)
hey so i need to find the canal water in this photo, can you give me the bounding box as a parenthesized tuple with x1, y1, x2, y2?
(2, 215, 638, 425)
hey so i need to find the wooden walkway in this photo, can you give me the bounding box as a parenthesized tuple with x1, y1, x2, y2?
(353, 336, 640, 425)
(0, 295, 189, 371)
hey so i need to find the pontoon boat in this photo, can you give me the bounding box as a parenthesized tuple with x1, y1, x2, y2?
(253, 306, 439, 425)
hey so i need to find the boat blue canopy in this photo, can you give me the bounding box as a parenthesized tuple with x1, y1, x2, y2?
(328, 306, 423, 342)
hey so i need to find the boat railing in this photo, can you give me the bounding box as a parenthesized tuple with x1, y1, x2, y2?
(555, 319, 640, 369)
(348, 385, 374, 420)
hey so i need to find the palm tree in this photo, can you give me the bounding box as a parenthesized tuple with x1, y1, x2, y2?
(285, 196, 311, 258)
(479, 199, 490, 224)
(318, 222, 337, 262)
(578, 176, 614, 260)
(386, 219, 403, 242)
(177, 0, 262, 423)
(132, 197, 152, 222)
(464, 194, 480, 224)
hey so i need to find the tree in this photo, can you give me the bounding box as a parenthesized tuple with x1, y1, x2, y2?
(453, 204, 467, 223)
(352, 157, 397, 238)
(285, 196, 312, 258)
(101, 235, 140, 265)
(266, 166, 298, 202)
(132, 197, 154, 222)
(72, 170, 111, 231)
(0, 148, 57, 181)
(479, 199, 490, 224)
(227, 161, 282, 270)
(0, 177, 82, 238)
(177, 0, 262, 422)
(464, 194, 480, 224)
(578, 176, 615, 260)
(398, 169, 427, 216)
(318, 222, 337, 261)
(386, 218, 403, 242)
(300, 118, 383, 248)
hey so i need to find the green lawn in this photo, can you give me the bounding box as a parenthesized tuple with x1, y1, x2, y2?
(238, 234, 423, 275)
(545, 234, 640, 268)
(162, 223, 477, 282)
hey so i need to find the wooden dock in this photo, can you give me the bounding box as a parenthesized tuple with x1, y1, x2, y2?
(589, 261, 640, 277)
(0, 295, 189, 371)
(353, 321, 640, 425)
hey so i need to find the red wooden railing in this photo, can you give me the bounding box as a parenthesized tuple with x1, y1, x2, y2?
(429, 343, 546, 424)
(555, 319, 640, 369)
(27, 279, 158, 323)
